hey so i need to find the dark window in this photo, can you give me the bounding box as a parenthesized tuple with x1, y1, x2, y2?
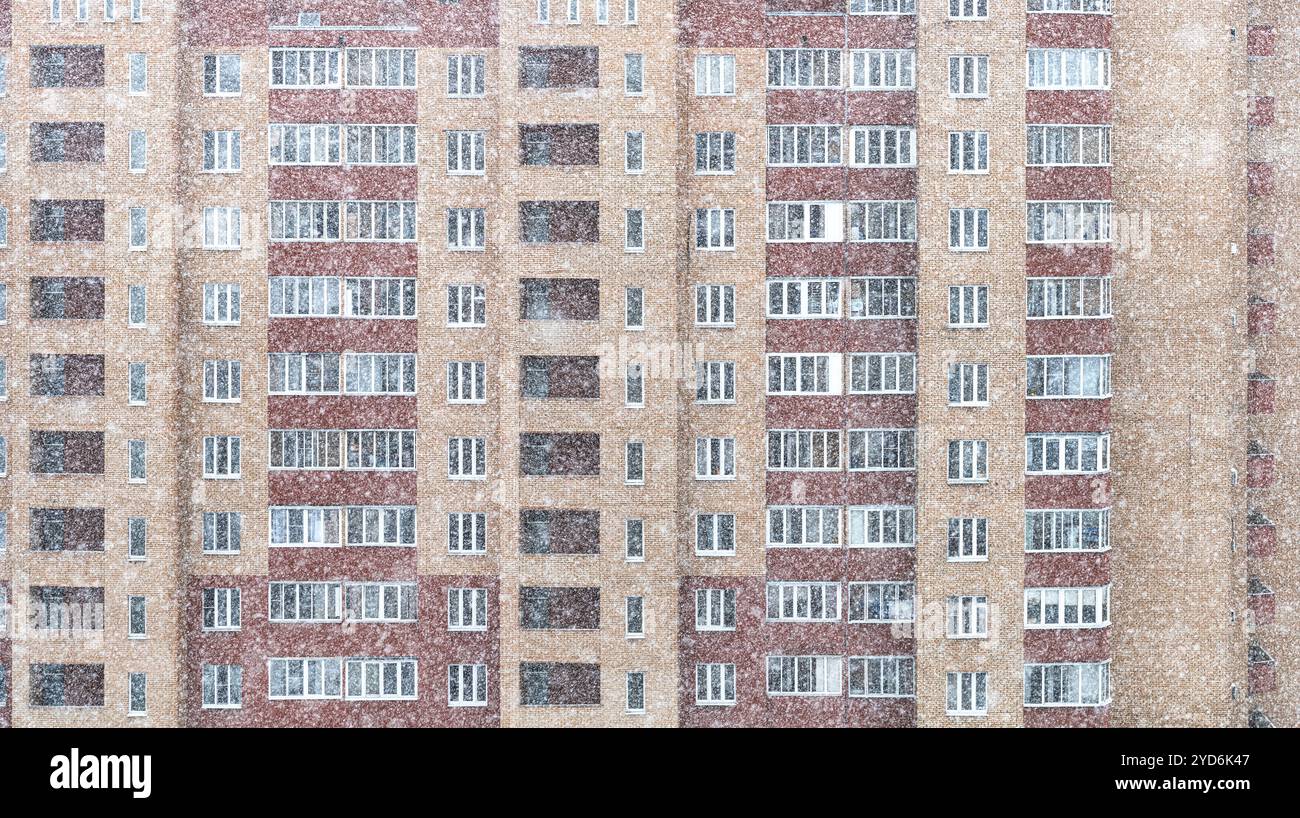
(519, 202, 599, 244)
(29, 587, 105, 631)
(30, 46, 106, 88)
(30, 431, 105, 475)
(30, 278, 104, 318)
(519, 47, 599, 89)
(520, 433, 600, 476)
(521, 356, 600, 399)
(30, 123, 105, 163)
(519, 509, 600, 554)
(520, 587, 601, 630)
(520, 278, 600, 320)
(519, 124, 599, 166)
(29, 663, 105, 707)
(30, 508, 106, 552)
(30, 355, 106, 396)
(29, 201, 105, 243)
(519, 662, 601, 706)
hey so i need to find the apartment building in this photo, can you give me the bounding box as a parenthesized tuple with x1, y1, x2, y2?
(0, 0, 1280, 728)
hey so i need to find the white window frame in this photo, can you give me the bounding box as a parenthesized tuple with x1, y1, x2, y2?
(948, 284, 989, 327)
(448, 587, 489, 632)
(695, 513, 736, 556)
(850, 276, 916, 319)
(695, 284, 735, 326)
(1025, 508, 1111, 552)
(766, 201, 844, 243)
(766, 656, 843, 696)
(766, 353, 843, 396)
(694, 54, 736, 96)
(447, 360, 487, 404)
(203, 206, 241, 250)
(695, 131, 736, 174)
(446, 129, 486, 175)
(1026, 355, 1111, 398)
(1026, 201, 1113, 244)
(696, 360, 736, 404)
(202, 587, 241, 631)
(1027, 276, 1111, 318)
(949, 207, 989, 251)
(448, 511, 487, 555)
(765, 582, 841, 622)
(947, 594, 989, 638)
(850, 49, 915, 90)
(1027, 48, 1111, 90)
(202, 130, 241, 173)
(947, 439, 989, 484)
(847, 506, 915, 548)
(448, 436, 487, 480)
(1026, 124, 1111, 167)
(1026, 433, 1110, 475)
(1025, 585, 1111, 629)
(849, 352, 916, 395)
(948, 517, 989, 562)
(848, 656, 915, 698)
(695, 588, 736, 631)
(948, 54, 989, 98)
(767, 429, 841, 472)
(766, 506, 841, 548)
(202, 511, 242, 554)
(848, 582, 915, 623)
(948, 362, 989, 406)
(202, 664, 243, 709)
(1024, 661, 1111, 707)
(448, 284, 486, 327)
(947, 671, 988, 716)
(848, 200, 917, 242)
(203, 54, 242, 96)
(448, 664, 488, 706)
(766, 48, 842, 90)
(694, 208, 736, 250)
(768, 124, 843, 167)
(696, 663, 736, 705)
(848, 429, 916, 471)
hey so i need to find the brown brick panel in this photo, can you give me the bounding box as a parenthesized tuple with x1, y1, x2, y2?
(268, 471, 418, 507)
(1024, 627, 1110, 664)
(268, 90, 419, 124)
(1026, 90, 1112, 124)
(679, 0, 766, 47)
(766, 395, 917, 428)
(1025, 244, 1112, 277)
(1025, 399, 1110, 433)
(1247, 161, 1274, 197)
(1246, 377, 1275, 414)
(1025, 166, 1111, 200)
(766, 469, 917, 507)
(1025, 13, 1112, 49)
(768, 90, 847, 124)
(269, 167, 419, 201)
(845, 168, 918, 200)
(1249, 593, 1275, 627)
(766, 547, 915, 583)
(1023, 705, 1109, 727)
(765, 14, 847, 48)
(1024, 317, 1112, 355)
(1025, 552, 1111, 587)
(1247, 25, 1276, 58)
(846, 91, 917, 126)
(766, 319, 916, 353)
(1247, 452, 1275, 489)
(269, 244, 420, 277)
(1024, 475, 1111, 509)
(1247, 232, 1274, 267)
(267, 548, 419, 582)
(1248, 663, 1276, 695)
(1246, 524, 1276, 558)
(267, 318, 418, 353)
(846, 15, 917, 49)
(267, 396, 419, 428)
(1248, 96, 1275, 128)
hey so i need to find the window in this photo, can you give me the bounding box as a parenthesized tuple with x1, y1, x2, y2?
(850, 0, 915, 13)
(520, 509, 600, 555)
(0, 512, 6, 552)
(1027, 124, 1110, 166)
(202, 435, 241, 479)
(520, 662, 600, 706)
(202, 588, 241, 631)
(32, 46, 105, 89)
(949, 284, 989, 327)
(695, 437, 735, 480)
(537, 0, 551, 21)
(767, 656, 842, 696)
(695, 55, 735, 96)
(203, 283, 240, 325)
(767, 430, 840, 471)
(625, 287, 644, 330)
(949, 0, 987, 18)
(267, 353, 341, 394)
(949, 55, 988, 97)
(1025, 586, 1110, 628)
(345, 430, 416, 471)
(0, 206, 7, 246)
(695, 131, 736, 173)
(849, 353, 915, 395)
(127, 595, 147, 638)
(626, 672, 645, 713)
(448, 436, 487, 479)
(127, 440, 146, 482)
(1025, 508, 1110, 552)
(127, 517, 146, 560)
(766, 48, 842, 89)
(848, 657, 914, 698)
(766, 124, 842, 168)
(30, 431, 106, 474)
(625, 596, 644, 638)
(343, 353, 416, 395)
(625, 0, 637, 22)
(268, 123, 340, 165)
(947, 439, 988, 483)
(695, 513, 735, 555)
(949, 517, 988, 561)
(847, 506, 914, 547)
(766, 353, 842, 395)
(127, 362, 146, 404)
(768, 506, 840, 548)
(0, 360, 6, 399)
(1028, 0, 1111, 10)
(696, 663, 736, 705)
(447, 361, 486, 404)
(848, 582, 914, 623)
(1024, 662, 1111, 706)
(262, 276, 333, 317)
(128, 53, 147, 94)
(0, 437, 5, 475)
(202, 130, 240, 172)
(105, 0, 117, 21)
(767, 202, 844, 243)
(623, 131, 644, 174)
(268, 430, 340, 471)
(203, 54, 241, 95)
(848, 429, 916, 470)
(128, 207, 147, 250)
(269, 200, 341, 241)
(696, 361, 736, 404)
(625, 363, 644, 406)
(848, 200, 917, 242)
(268, 582, 341, 622)
(766, 582, 840, 621)
(128, 672, 146, 716)
(345, 48, 416, 88)
(448, 54, 486, 97)
(1027, 277, 1111, 318)
(625, 519, 644, 561)
(521, 356, 599, 399)
(1027, 49, 1110, 90)
(948, 362, 989, 406)
(270, 48, 340, 88)
(694, 208, 736, 250)
(203, 207, 241, 249)
(947, 671, 987, 715)
(448, 664, 488, 706)
(345, 201, 416, 242)
(624, 53, 644, 95)
(128, 129, 146, 172)
(448, 587, 488, 631)
(520, 432, 600, 477)
(126, 284, 146, 327)
(625, 441, 644, 484)
(696, 588, 736, 631)
(850, 49, 914, 90)
(1026, 201, 1112, 243)
(695, 284, 735, 327)
(624, 209, 645, 252)
(30, 664, 106, 707)
(446, 130, 485, 174)
(269, 658, 343, 700)
(947, 595, 988, 638)
(448, 512, 486, 554)
(850, 277, 916, 319)
(520, 201, 600, 243)
(202, 511, 242, 554)
(130, 0, 141, 21)
(202, 664, 242, 709)
(521, 278, 600, 321)
(447, 286, 488, 326)
(519, 46, 598, 89)
(848, 125, 913, 167)
(1026, 355, 1111, 398)
(1026, 433, 1110, 475)
(346, 583, 417, 622)
(345, 124, 416, 165)
(343, 277, 416, 319)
